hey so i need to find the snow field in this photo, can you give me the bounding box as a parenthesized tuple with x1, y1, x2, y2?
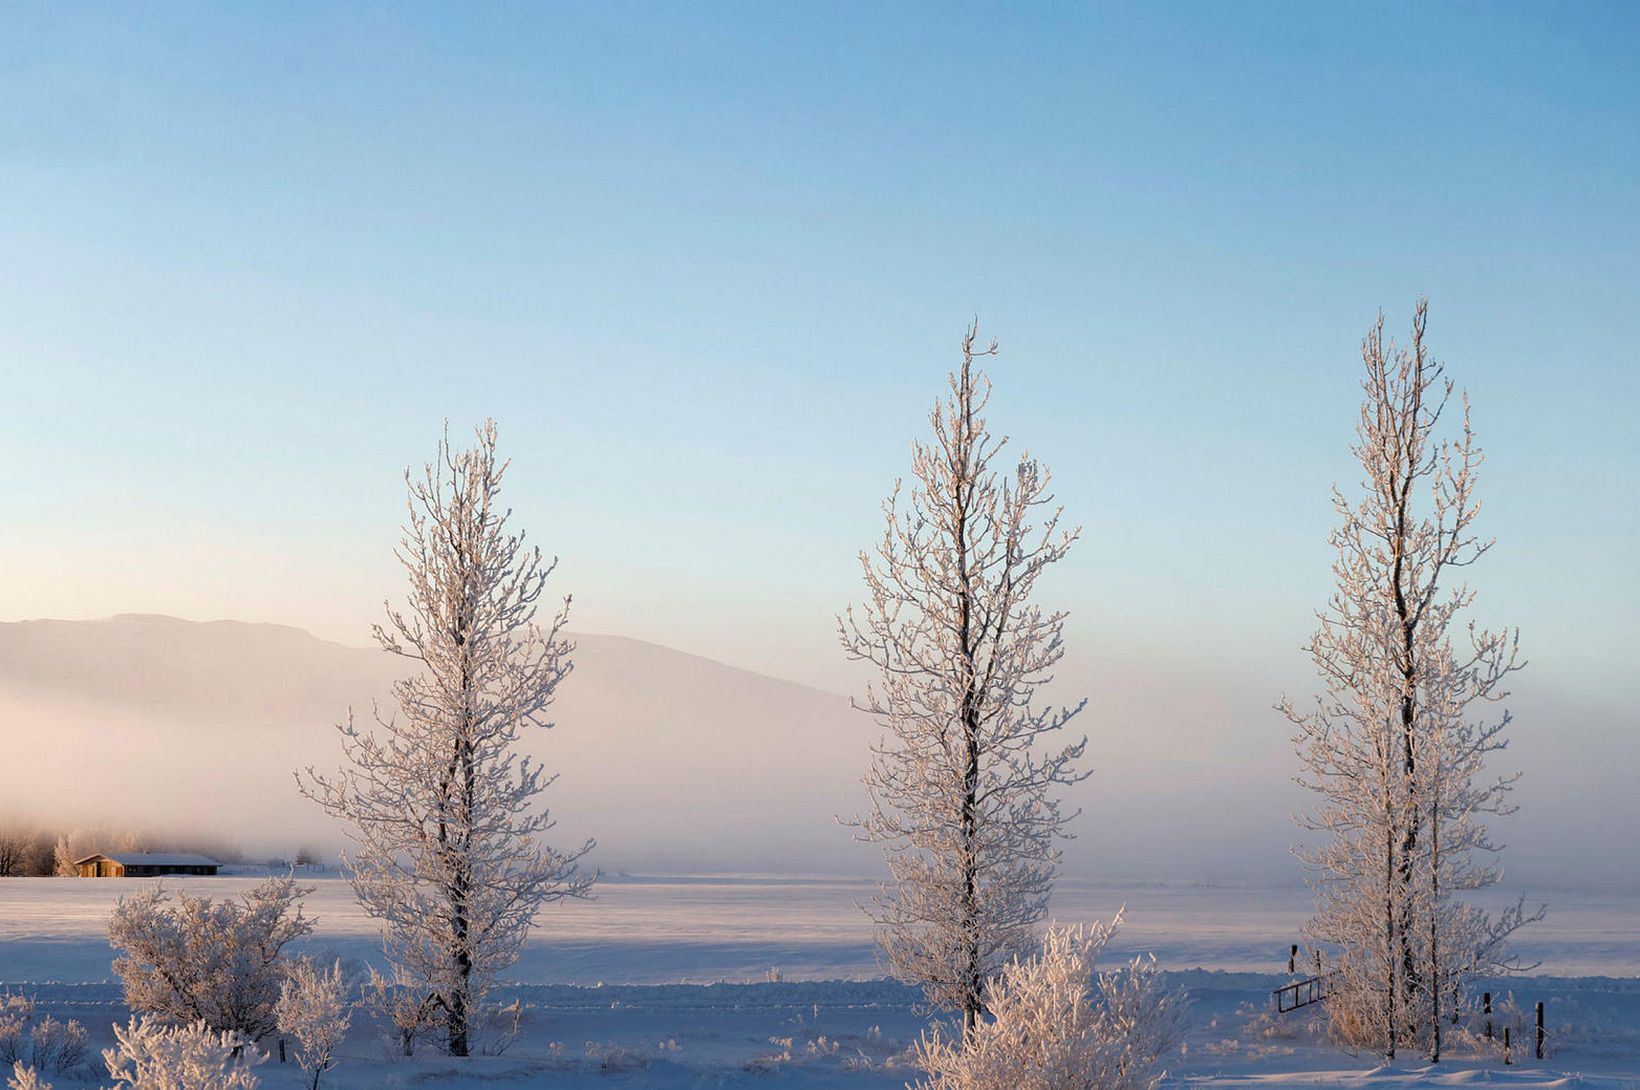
(2, 875, 1636, 1086)
(5, 975, 1637, 1088)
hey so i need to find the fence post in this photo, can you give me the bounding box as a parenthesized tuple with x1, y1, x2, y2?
(1288, 944, 1297, 974)
(1536, 1001, 1544, 1059)
(1483, 992, 1492, 1039)
(1504, 1026, 1512, 1065)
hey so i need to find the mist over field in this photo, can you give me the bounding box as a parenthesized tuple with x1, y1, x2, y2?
(1, 613, 1628, 892)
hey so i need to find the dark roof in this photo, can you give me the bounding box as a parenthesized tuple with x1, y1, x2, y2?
(73, 852, 220, 867)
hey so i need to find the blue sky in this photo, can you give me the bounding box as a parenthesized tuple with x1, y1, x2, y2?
(2, 3, 1635, 713)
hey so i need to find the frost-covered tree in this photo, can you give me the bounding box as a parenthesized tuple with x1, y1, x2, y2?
(107, 876, 313, 1042)
(842, 321, 1087, 1034)
(300, 420, 593, 1057)
(102, 1017, 262, 1090)
(274, 958, 351, 1090)
(1281, 301, 1539, 1060)
(51, 832, 94, 877)
(913, 915, 1183, 1090)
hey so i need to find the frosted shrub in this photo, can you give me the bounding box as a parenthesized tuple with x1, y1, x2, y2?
(360, 966, 441, 1057)
(274, 958, 351, 1090)
(7, 1062, 50, 1090)
(21, 1018, 84, 1077)
(102, 1016, 262, 1090)
(108, 876, 313, 1042)
(585, 1041, 649, 1072)
(0, 995, 33, 1066)
(914, 917, 1184, 1090)
(475, 998, 524, 1056)
(0, 996, 86, 1075)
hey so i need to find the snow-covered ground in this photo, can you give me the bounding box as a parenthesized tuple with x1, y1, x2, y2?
(2, 874, 1636, 1086)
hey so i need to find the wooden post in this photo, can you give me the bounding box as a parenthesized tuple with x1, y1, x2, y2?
(1503, 1026, 1512, 1065)
(1483, 992, 1492, 1039)
(1536, 1001, 1544, 1059)
(1288, 944, 1297, 974)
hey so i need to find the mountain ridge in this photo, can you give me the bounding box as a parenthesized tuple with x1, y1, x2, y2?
(0, 614, 877, 873)
(1, 613, 843, 697)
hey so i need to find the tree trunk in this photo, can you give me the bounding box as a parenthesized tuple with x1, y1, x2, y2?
(1428, 777, 1441, 1062)
(955, 356, 984, 1039)
(1384, 807, 1397, 1060)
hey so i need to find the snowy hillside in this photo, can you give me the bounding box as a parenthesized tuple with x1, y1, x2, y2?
(0, 614, 1629, 892)
(0, 614, 876, 873)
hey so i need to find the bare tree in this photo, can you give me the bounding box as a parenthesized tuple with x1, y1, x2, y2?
(0, 821, 34, 878)
(842, 321, 1087, 1035)
(1282, 300, 1539, 1060)
(300, 420, 593, 1057)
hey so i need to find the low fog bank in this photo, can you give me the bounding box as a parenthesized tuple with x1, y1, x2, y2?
(0, 615, 1629, 893)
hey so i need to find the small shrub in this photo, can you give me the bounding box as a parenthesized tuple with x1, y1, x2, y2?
(0, 996, 85, 1075)
(102, 1016, 262, 1090)
(6, 1061, 50, 1090)
(585, 1041, 649, 1072)
(0, 996, 34, 1066)
(914, 916, 1186, 1090)
(275, 958, 351, 1090)
(360, 966, 440, 1058)
(476, 999, 524, 1056)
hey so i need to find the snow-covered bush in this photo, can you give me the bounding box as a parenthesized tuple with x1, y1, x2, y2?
(359, 966, 440, 1057)
(0, 997, 30, 1066)
(585, 1040, 650, 1072)
(102, 1016, 262, 1090)
(6, 1062, 50, 1090)
(914, 916, 1184, 1090)
(108, 876, 313, 1042)
(20, 1018, 83, 1078)
(473, 998, 525, 1056)
(274, 958, 351, 1090)
(0, 995, 86, 1075)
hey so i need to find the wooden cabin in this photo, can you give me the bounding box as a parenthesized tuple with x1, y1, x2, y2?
(73, 852, 220, 878)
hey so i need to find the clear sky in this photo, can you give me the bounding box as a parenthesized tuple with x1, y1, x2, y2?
(3, 3, 1635, 713)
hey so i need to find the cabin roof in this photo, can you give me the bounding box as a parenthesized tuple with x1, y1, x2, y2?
(73, 852, 220, 867)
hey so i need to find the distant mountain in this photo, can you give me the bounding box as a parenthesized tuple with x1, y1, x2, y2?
(0, 614, 878, 872)
(2, 613, 1618, 890)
